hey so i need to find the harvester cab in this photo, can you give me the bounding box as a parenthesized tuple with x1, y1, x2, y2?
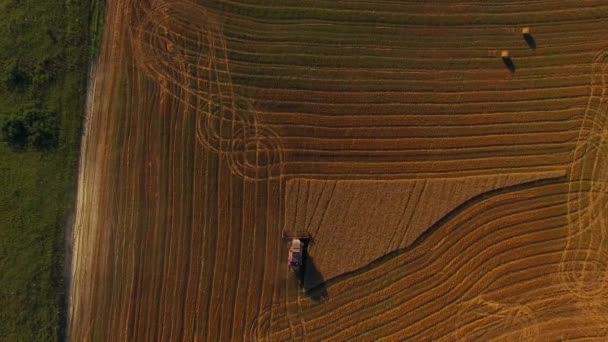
(282, 232, 312, 272)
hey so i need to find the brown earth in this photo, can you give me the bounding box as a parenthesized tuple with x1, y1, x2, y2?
(69, 0, 608, 340)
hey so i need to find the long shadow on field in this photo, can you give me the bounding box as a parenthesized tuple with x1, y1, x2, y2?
(305, 174, 567, 295)
(524, 34, 537, 49)
(502, 56, 516, 72)
(299, 256, 328, 302)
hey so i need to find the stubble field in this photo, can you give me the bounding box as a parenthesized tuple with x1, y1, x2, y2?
(70, 0, 608, 340)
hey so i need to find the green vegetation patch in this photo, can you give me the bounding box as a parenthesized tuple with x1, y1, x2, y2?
(0, 0, 102, 340)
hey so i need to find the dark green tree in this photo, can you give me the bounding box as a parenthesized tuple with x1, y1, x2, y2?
(1, 110, 60, 151)
(24, 110, 60, 150)
(4, 63, 32, 91)
(1, 116, 29, 149)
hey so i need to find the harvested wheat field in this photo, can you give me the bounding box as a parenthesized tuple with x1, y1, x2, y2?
(69, 0, 608, 340)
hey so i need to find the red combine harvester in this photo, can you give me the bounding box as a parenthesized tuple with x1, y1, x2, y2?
(282, 232, 312, 272)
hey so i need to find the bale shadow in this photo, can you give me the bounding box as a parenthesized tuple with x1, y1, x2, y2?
(298, 256, 328, 302)
(524, 34, 536, 49)
(502, 57, 516, 72)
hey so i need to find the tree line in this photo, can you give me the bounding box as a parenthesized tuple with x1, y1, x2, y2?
(1, 109, 59, 151)
(1, 55, 65, 152)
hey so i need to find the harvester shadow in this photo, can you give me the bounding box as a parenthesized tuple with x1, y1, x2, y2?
(298, 256, 328, 303)
(502, 57, 516, 72)
(524, 34, 537, 49)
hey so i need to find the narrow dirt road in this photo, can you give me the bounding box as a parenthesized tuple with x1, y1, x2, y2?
(64, 59, 98, 339)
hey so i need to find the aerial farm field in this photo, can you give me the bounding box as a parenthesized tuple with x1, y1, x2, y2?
(69, 0, 608, 340)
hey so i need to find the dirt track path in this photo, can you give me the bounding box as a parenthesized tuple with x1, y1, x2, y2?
(64, 56, 98, 339)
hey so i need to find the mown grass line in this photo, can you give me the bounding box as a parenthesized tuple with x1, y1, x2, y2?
(0, 0, 103, 340)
